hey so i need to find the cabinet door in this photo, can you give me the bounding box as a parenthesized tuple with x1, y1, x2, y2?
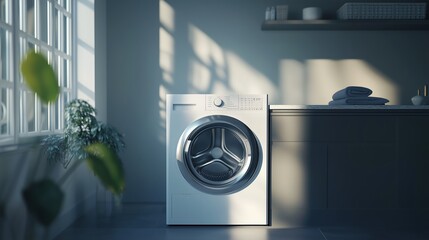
(397, 116, 429, 208)
(328, 143, 397, 209)
(271, 142, 327, 226)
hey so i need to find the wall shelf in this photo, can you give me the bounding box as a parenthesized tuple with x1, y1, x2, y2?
(261, 20, 429, 31)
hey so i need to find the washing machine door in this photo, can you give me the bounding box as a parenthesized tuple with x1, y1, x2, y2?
(176, 115, 261, 195)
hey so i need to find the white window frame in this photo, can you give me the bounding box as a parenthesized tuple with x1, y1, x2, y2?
(0, 0, 76, 147)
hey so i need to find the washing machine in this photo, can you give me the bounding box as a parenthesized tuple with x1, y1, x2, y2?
(166, 94, 268, 225)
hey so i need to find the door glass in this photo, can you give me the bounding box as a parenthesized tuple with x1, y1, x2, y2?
(187, 126, 247, 183)
(177, 116, 260, 194)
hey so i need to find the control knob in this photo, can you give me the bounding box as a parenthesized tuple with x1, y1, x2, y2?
(213, 98, 223, 107)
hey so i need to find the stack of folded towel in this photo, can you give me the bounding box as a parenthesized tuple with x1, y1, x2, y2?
(329, 86, 389, 105)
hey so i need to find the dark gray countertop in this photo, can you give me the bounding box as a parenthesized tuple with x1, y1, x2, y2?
(269, 105, 429, 110)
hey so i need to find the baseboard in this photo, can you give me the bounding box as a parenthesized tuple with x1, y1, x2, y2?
(271, 208, 429, 228)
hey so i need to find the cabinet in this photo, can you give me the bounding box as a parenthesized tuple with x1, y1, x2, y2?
(271, 108, 429, 227)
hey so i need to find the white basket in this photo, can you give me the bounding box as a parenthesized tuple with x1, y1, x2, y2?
(337, 2, 427, 20)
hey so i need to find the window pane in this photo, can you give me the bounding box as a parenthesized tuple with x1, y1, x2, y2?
(21, 0, 36, 36)
(65, 0, 70, 12)
(56, 0, 69, 11)
(62, 92, 68, 127)
(39, 0, 48, 42)
(0, 27, 10, 81)
(40, 102, 49, 131)
(62, 15, 69, 53)
(55, 54, 60, 84)
(27, 41, 35, 51)
(19, 38, 36, 83)
(53, 8, 60, 50)
(26, 91, 35, 132)
(53, 96, 60, 130)
(0, 87, 11, 137)
(1, 0, 10, 23)
(59, 57, 69, 88)
(20, 90, 36, 133)
(40, 47, 50, 63)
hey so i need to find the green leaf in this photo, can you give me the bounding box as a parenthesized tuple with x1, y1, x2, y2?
(20, 51, 59, 103)
(85, 143, 125, 195)
(22, 179, 64, 226)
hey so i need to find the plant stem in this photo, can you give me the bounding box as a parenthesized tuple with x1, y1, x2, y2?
(58, 159, 85, 186)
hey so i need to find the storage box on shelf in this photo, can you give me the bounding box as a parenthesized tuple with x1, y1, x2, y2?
(337, 2, 427, 20)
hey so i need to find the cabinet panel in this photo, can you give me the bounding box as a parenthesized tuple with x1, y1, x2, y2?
(271, 142, 327, 226)
(397, 116, 429, 144)
(398, 143, 429, 208)
(271, 116, 330, 142)
(271, 115, 395, 142)
(328, 143, 397, 209)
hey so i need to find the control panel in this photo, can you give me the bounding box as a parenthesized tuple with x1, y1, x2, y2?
(206, 95, 265, 111)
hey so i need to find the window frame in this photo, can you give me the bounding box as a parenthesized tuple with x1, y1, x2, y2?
(0, 0, 76, 148)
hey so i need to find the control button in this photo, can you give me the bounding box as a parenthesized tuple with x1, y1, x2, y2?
(213, 98, 223, 107)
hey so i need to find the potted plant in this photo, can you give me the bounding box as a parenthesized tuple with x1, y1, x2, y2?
(43, 98, 125, 173)
(0, 51, 125, 239)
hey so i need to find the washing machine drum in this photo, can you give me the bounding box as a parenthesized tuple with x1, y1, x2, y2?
(177, 115, 261, 195)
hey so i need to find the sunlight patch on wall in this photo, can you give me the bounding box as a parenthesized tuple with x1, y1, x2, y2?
(188, 24, 225, 68)
(279, 59, 305, 104)
(158, 84, 169, 129)
(189, 59, 211, 92)
(280, 59, 398, 105)
(160, 28, 175, 81)
(226, 52, 277, 98)
(188, 24, 228, 93)
(188, 24, 276, 98)
(160, 0, 175, 32)
(306, 59, 341, 104)
(337, 59, 398, 104)
(77, 0, 94, 48)
(159, 0, 175, 143)
(76, 0, 95, 105)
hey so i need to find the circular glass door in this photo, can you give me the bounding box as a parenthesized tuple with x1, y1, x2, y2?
(177, 115, 261, 194)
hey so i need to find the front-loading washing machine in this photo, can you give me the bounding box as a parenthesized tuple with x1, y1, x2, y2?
(166, 94, 268, 225)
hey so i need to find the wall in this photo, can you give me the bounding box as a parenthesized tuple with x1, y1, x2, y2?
(95, 0, 107, 122)
(106, 0, 429, 203)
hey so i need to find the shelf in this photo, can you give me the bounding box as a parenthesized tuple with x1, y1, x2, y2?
(261, 20, 429, 31)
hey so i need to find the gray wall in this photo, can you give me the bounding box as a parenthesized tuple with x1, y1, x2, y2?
(106, 0, 429, 203)
(95, 0, 107, 122)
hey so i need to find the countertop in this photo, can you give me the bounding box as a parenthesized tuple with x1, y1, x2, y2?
(269, 105, 429, 110)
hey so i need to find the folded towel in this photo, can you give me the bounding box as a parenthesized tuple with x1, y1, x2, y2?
(332, 86, 373, 100)
(329, 97, 389, 105)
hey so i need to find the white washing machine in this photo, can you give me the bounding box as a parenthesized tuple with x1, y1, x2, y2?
(166, 94, 268, 225)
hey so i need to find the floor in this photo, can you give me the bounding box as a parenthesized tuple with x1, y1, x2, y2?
(54, 203, 429, 240)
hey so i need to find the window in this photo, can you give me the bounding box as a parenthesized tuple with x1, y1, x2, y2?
(0, 0, 75, 145)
